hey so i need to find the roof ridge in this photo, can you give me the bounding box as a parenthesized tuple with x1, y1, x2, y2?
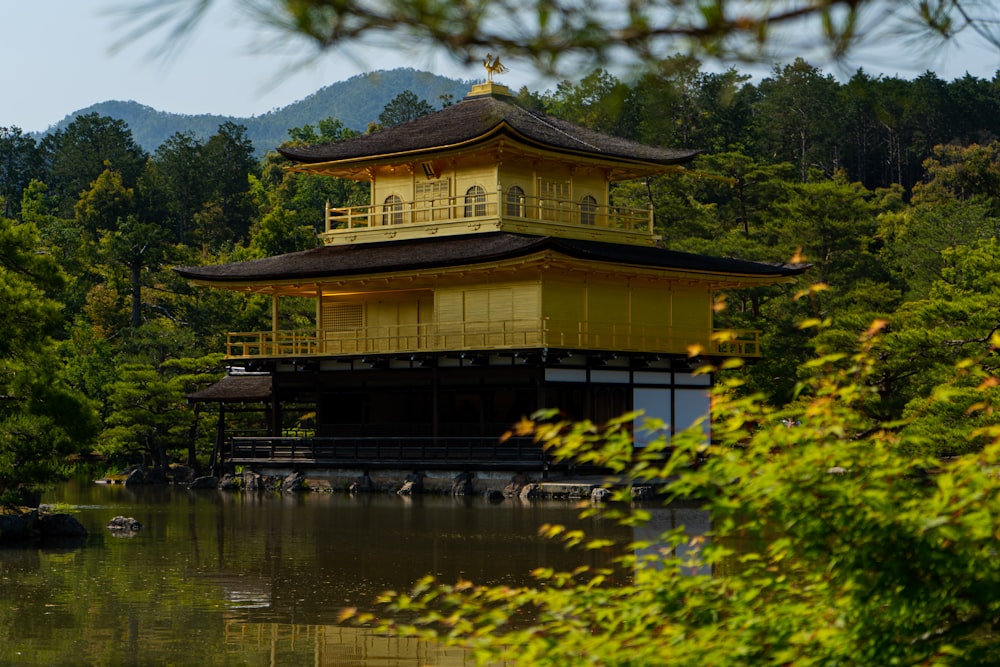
(520, 106, 603, 152)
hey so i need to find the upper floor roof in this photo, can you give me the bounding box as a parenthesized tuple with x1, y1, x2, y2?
(277, 84, 699, 179)
(175, 232, 807, 291)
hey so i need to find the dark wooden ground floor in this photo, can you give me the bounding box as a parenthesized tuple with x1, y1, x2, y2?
(193, 348, 712, 472)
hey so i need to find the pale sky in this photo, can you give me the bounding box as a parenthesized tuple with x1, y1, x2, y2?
(4, 1, 1000, 134)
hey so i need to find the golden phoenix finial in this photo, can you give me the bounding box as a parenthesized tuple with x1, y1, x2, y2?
(483, 53, 509, 82)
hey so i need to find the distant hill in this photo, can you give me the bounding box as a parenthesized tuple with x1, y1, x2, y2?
(38, 68, 474, 157)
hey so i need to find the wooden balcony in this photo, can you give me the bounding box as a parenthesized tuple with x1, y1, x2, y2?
(322, 191, 657, 246)
(224, 321, 761, 359)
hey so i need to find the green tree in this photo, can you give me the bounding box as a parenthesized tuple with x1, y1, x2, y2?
(99, 328, 221, 469)
(915, 141, 1000, 206)
(631, 56, 755, 150)
(874, 239, 1000, 445)
(0, 214, 98, 505)
(198, 121, 257, 243)
(947, 73, 1000, 144)
(752, 59, 845, 181)
(880, 198, 999, 301)
(101, 215, 169, 329)
(73, 169, 173, 330)
(285, 116, 359, 145)
(904, 71, 953, 169)
(682, 152, 795, 242)
(544, 69, 638, 138)
(257, 118, 369, 240)
(247, 204, 317, 257)
(376, 90, 435, 129)
(839, 69, 889, 189)
(101, 363, 188, 469)
(74, 168, 135, 240)
(38, 113, 147, 217)
(0, 127, 41, 218)
(764, 173, 891, 290)
(881, 142, 1000, 300)
(151, 131, 212, 243)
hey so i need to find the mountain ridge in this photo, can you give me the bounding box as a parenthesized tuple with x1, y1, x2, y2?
(35, 68, 475, 157)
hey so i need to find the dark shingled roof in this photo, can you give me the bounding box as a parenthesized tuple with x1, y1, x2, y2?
(187, 374, 272, 403)
(278, 93, 699, 166)
(175, 233, 806, 283)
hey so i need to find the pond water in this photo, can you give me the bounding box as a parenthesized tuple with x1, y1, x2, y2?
(0, 479, 708, 666)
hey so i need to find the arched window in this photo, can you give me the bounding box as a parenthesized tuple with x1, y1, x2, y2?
(382, 194, 403, 225)
(506, 185, 525, 217)
(464, 185, 487, 218)
(580, 194, 597, 225)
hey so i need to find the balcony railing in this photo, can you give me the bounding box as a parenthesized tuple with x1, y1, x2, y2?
(224, 320, 761, 359)
(322, 191, 654, 242)
(228, 436, 548, 470)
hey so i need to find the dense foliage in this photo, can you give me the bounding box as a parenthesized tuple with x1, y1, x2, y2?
(0, 214, 98, 506)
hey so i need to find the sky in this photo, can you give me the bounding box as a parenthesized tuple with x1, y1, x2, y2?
(4, 1, 1000, 134)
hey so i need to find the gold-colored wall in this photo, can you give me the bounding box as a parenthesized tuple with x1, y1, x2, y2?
(541, 276, 711, 353)
(430, 282, 540, 348)
(372, 170, 415, 205)
(497, 160, 607, 205)
(317, 272, 711, 354)
(453, 163, 498, 202)
(370, 159, 502, 209)
(369, 157, 611, 212)
(321, 292, 431, 352)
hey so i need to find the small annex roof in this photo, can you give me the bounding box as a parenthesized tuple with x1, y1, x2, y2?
(277, 91, 698, 169)
(175, 233, 807, 285)
(186, 374, 272, 403)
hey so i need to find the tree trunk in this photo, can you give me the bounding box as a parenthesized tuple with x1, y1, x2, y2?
(130, 260, 141, 329)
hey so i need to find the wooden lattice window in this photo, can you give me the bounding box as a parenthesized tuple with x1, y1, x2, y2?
(464, 185, 486, 218)
(506, 185, 525, 217)
(322, 302, 363, 331)
(539, 179, 570, 200)
(415, 179, 449, 222)
(580, 194, 597, 225)
(382, 194, 403, 225)
(538, 179, 571, 222)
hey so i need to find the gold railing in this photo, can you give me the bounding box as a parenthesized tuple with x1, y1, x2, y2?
(225, 321, 761, 359)
(324, 192, 652, 235)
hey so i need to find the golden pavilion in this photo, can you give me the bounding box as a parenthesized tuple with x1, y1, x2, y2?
(178, 77, 804, 477)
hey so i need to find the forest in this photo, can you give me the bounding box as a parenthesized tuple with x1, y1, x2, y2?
(2, 56, 1000, 500)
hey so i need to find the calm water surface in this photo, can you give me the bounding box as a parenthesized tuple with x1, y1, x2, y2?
(0, 479, 707, 666)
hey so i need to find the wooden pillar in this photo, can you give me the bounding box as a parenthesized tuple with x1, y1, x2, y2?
(270, 292, 280, 356)
(431, 365, 439, 441)
(269, 374, 282, 438)
(211, 403, 226, 476)
(315, 285, 323, 354)
(535, 368, 548, 479)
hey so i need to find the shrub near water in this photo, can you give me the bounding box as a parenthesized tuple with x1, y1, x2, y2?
(344, 323, 1000, 665)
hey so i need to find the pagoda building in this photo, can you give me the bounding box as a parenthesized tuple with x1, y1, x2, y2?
(177, 78, 805, 476)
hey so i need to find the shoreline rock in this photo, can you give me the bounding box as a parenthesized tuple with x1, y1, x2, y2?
(0, 509, 88, 543)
